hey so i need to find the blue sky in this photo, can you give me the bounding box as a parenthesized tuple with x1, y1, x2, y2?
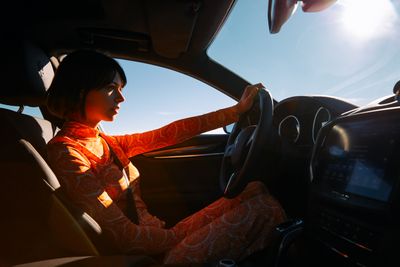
(208, 0, 400, 104)
(101, 61, 236, 134)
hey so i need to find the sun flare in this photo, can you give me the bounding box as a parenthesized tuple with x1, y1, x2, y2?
(339, 0, 398, 41)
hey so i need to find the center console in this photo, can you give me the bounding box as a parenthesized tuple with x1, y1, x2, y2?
(306, 107, 400, 266)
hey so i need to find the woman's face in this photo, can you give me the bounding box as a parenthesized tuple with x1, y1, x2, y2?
(84, 72, 125, 125)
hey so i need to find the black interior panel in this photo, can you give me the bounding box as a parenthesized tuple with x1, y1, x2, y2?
(131, 134, 229, 227)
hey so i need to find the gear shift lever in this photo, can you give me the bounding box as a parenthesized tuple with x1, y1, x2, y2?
(272, 218, 304, 267)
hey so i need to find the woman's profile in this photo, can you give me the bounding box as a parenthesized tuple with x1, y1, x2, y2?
(46, 50, 286, 264)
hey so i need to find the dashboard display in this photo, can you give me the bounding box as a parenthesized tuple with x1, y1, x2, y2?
(313, 115, 400, 202)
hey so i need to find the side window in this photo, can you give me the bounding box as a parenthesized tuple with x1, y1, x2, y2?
(101, 60, 236, 135)
(0, 104, 43, 119)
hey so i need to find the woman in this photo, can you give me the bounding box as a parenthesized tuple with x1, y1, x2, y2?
(46, 50, 286, 264)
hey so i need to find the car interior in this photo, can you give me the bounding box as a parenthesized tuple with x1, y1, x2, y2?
(1, 0, 400, 266)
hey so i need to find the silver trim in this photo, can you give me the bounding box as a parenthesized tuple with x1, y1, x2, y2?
(312, 107, 331, 144)
(320, 226, 373, 252)
(143, 144, 219, 157)
(154, 152, 224, 159)
(224, 173, 236, 195)
(278, 115, 300, 143)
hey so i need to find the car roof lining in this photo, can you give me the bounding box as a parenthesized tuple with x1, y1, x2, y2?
(22, 0, 236, 59)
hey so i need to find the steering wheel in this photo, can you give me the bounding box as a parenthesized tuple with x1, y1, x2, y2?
(220, 89, 274, 198)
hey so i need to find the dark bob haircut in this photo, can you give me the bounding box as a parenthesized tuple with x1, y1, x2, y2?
(46, 50, 127, 119)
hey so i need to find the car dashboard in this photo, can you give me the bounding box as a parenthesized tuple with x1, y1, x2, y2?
(304, 101, 400, 266)
(270, 96, 357, 219)
(274, 96, 358, 147)
(270, 95, 400, 266)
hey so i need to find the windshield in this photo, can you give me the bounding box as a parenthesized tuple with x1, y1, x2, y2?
(208, 0, 400, 106)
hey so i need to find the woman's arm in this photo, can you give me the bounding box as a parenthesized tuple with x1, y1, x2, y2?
(113, 106, 239, 158)
(113, 84, 262, 158)
(47, 142, 183, 254)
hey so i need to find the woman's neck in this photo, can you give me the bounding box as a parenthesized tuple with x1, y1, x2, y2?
(67, 113, 100, 129)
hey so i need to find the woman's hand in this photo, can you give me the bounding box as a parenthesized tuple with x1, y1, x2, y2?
(234, 83, 265, 115)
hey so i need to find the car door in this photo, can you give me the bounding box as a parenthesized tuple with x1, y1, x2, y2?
(101, 59, 236, 227)
(133, 133, 229, 227)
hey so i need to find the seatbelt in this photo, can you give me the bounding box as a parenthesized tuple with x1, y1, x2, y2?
(102, 138, 139, 225)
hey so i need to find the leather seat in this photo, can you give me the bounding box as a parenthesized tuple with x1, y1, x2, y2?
(0, 39, 134, 265)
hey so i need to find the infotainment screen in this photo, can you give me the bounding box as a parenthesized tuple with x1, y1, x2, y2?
(313, 114, 400, 202)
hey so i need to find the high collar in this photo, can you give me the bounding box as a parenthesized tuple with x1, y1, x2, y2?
(60, 121, 100, 139)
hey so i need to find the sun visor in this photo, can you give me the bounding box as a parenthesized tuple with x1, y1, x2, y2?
(145, 0, 201, 59)
(0, 39, 54, 107)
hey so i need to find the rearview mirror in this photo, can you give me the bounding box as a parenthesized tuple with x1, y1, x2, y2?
(268, 0, 298, 34)
(268, 0, 337, 34)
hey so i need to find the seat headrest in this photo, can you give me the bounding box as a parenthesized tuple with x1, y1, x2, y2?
(0, 39, 54, 107)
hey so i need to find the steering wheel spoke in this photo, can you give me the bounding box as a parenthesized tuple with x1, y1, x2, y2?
(220, 89, 274, 198)
(224, 144, 235, 158)
(246, 130, 256, 147)
(224, 172, 236, 195)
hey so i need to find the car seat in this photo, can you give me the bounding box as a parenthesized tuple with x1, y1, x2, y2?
(0, 39, 156, 267)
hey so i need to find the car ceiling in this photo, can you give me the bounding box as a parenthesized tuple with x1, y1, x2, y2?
(13, 0, 236, 60)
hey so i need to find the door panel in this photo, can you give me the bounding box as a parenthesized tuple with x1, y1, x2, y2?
(131, 134, 229, 227)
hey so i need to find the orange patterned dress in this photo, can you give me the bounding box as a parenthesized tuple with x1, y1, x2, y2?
(47, 106, 286, 264)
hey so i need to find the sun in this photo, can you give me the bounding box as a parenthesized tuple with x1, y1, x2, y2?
(339, 0, 398, 41)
